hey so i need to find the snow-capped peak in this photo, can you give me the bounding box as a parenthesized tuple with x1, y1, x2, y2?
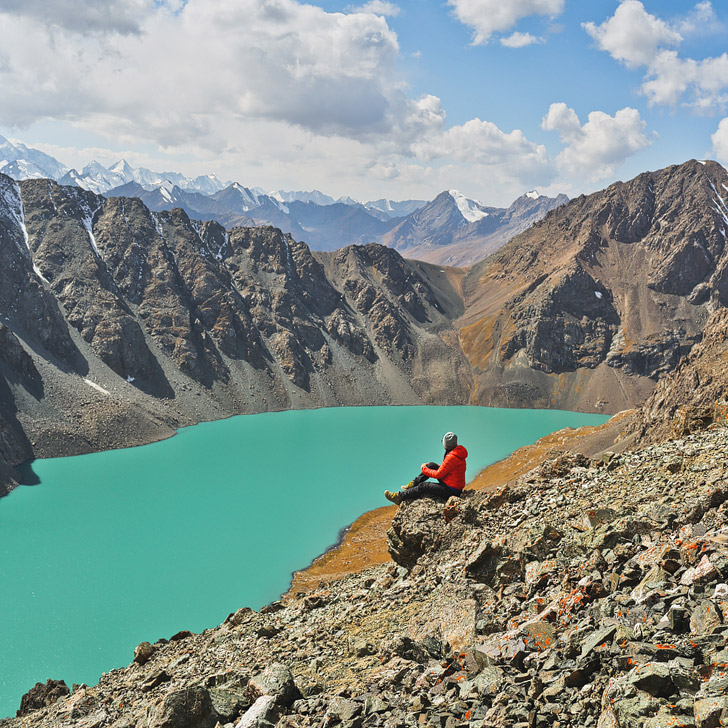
(526, 190, 540, 200)
(231, 182, 262, 210)
(448, 189, 489, 223)
(109, 159, 134, 178)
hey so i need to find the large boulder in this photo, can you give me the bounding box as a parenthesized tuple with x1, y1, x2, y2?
(387, 499, 449, 568)
(149, 686, 218, 728)
(245, 663, 300, 707)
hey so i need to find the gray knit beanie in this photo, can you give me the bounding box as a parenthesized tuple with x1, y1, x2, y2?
(442, 432, 457, 450)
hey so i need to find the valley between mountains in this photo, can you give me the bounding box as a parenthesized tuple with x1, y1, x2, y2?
(1, 159, 728, 496)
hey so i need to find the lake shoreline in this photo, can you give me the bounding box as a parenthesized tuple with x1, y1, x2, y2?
(286, 408, 635, 596)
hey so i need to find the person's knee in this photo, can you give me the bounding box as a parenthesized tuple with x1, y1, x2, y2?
(427, 462, 439, 469)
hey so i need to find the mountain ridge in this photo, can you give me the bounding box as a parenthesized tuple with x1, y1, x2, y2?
(1, 159, 727, 494)
(381, 189, 569, 267)
(457, 158, 728, 412)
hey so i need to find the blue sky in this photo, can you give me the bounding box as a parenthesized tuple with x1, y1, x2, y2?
(0, 0, 727, 204)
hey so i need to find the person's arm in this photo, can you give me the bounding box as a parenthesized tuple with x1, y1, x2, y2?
(421, 453, 454, 480)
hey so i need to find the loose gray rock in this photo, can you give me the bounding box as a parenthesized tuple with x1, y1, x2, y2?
(245, 664, 299, 707)
(234, 695, 279, 728)
(149, 686, 218, 728)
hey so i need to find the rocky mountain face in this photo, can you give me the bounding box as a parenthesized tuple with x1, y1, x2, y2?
(380, 190, 569, 267)
(628, 307, 728, 446)
(0, 174, 471, 492)
(5, 421, 728, 728)
(457, 160, 728, 413)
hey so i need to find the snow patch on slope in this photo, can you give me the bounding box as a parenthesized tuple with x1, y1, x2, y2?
(0, 176, 48, 281)
(448, 189, 489, 223)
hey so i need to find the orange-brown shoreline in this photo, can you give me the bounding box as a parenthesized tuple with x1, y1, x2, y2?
(286, 410, 634, 597)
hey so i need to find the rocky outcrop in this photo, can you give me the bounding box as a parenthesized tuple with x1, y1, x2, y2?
(16, 680, 69, 717)
(5, 422, 728, 728)
(458, 160, 728, 412)
(0, 325, 38, 487)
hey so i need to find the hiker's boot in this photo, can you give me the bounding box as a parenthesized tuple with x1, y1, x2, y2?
(401, 480, 415, 490)
(384, 490, 403, 505)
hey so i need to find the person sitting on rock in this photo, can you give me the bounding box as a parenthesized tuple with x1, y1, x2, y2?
(385, 432, 468, 505)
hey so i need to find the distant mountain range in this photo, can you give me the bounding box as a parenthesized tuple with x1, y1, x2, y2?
(0, 134, 567, 265)
(381, 189, 569, 266)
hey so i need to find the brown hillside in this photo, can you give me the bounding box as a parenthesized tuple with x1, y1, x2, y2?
(458, 160, 728, 413)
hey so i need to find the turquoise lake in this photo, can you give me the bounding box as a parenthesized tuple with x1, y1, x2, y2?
(0, 405, 608, 717)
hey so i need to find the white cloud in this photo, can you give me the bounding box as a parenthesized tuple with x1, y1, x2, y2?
(676, 1, 722, 36)
(447, 0, 564, 45)
(542, 103, 651, 180)
(412, 118, 555, 186)
(542, 103, 581, 139)
(642, 51, 728, 110)
(0, 0, 406, 141)
(500, 32, 543, 48)
(0, 0, 561, 205)
(583, 0, 681, 68)
(347, 1, 400, 16)
(0, 0, 153, 34)
(584, 1, 728, 113)
(712, 118, 728, 165)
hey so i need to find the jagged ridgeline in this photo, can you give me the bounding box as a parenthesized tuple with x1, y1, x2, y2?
(1, 159, 728, 494)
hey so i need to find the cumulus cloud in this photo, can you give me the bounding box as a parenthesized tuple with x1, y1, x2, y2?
(584, 1, 728, 113)
(0, 0, 153, 34)
(583, 0, 681, 68)
(712, 118, 728, 165)
(412, 118, 555, 186)
(0, 0, 562, 204)
(0, 0, 406, 142)
(676, 1, 722, 36)
(640, 51, 728, 109)
(500, 32, 543, 48)
(447, 0, 564, 45)
(542, 102, 651, 180)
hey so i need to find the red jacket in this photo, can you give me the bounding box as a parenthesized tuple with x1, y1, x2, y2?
(422, 445, 468, 490)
